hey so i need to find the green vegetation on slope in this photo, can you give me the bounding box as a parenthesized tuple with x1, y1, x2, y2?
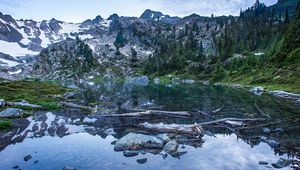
(0, 118, 12, 130)
(141, 0, 300, 93)
(0, 80, 70, 110)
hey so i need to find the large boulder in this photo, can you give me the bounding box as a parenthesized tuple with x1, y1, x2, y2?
(0, 108, 25, 118)
(114, 133, 164, 151)
(163, 140, 178, 155)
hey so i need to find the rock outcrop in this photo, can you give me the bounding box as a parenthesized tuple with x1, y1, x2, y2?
(31, 38, 98, 80)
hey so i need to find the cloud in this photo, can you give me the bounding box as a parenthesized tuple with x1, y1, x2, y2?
(145, 0, 277, 16)
(0, 0, 27, 8)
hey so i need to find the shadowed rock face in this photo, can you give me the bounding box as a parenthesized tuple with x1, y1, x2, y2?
(0, 16, 22, 42)
(31, 38, 97, 80)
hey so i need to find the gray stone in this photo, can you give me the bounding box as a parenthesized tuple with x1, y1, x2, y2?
(63, 166, 76, 170)
(154, 78, 160, 85)
(266, 139, 280, 148)
(273, 128, 284, 133)
(136, 158, 147, 164)
(182, 79, 195, 84)
(0, 108, 25, 118)
(64, 91, 78, 99)
(155, 134, 171, 144)
(0, 99, 4, 107)
(250, 86, 264, 96)
(24, 155, 32, 161)
(271, 158, 291, 169)
(123, 150, 139, 157)
(126, 76, 149, 86)
(163, 140, 178, 155)
(263, 127, 271, 133)
(114, 133, 164, 151)
(259, 161, 269, 165)
(67, 84, 79, 89)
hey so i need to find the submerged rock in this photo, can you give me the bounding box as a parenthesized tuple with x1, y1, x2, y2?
(266, 139, 280, 148)
(123, 150, 139, 157)
(114, 133, 164, 151)
(263, 127, 271, 134)
(259, 161, 268, 165)
(0, 108, 25, 118)
(63, 166, 76, 170)
(272, 158, 292, 169)
(163, 140, 179, 155)
(273, 128, 284, 133)
(136, 158, 147, 164)
(24, 155, 32, 161)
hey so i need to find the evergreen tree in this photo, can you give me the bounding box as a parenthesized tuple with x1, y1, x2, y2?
(114, 28, 126, 48)
(297, 0, 300, 20)
(131, 47, 138, 63)
(284, 8, 289, 24)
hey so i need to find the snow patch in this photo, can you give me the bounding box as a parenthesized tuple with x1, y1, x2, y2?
(0, 40, 39, 58)
(0, 58, 20, 67)
(8, 69, 22, 75)
(79, 34, 93, 40)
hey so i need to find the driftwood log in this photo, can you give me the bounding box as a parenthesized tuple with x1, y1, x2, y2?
(6, 101, 43, 109)
(101, 110, 191, 117)
(139, 118, 266, 135)
(60, 102, 94, 112)
(139, 122, 205, 135)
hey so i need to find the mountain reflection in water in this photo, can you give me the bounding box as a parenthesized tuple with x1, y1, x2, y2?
(0, 81, 299, 170)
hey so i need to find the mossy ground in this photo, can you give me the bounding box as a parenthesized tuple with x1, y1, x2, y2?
(0, 80, 71, 110)
(0, 118, 12, 130)
(223, 64, 300, 94)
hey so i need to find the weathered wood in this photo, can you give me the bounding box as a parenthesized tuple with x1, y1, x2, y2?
(139, 117, 266, 135)
(255, 102, 270, 118)
(60, 102, 94, 112)
(198, 118, 266, 126)
(6, 101, 43, 109)
(102, 110, 190, 117)
(101, 111, 151, 117)
(139, 122, 205, 135)
(211, 104, 225, 114)
(149, 110, 190, 116)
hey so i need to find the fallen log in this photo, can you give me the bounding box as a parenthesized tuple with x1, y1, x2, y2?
(60, 102, 94, 112)
(255, 102, 270, 119)
(6, 101, 43, 109)
(101, 110, 191, 117)
(211, 104, 225, 114)
(101, 111, 151, 117)
(139, 118, 266, 135)
(198, 117, 266, 126)
(149, 110, 190, 117)
(139, 122, 205, 135)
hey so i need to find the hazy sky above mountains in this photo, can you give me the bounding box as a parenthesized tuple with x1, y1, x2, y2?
(0, 0, 277, 22)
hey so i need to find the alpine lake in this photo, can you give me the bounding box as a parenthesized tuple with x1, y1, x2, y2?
(0, 79, 299, 170)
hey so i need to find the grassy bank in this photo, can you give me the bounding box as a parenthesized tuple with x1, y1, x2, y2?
(0, 80, 71, 110)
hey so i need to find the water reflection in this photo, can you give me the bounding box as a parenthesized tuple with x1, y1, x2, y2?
(0, 81, 300, 169)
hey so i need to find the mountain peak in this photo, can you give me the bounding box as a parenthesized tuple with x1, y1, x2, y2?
(140, 9, 164, 19)
(107, 13, 119, 21)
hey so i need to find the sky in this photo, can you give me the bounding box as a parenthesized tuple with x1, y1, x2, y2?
(0, 0, 278, 23)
